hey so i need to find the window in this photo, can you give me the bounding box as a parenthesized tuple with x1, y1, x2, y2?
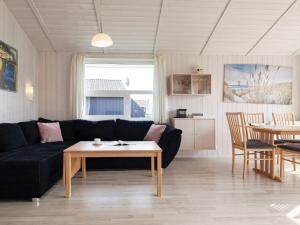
(84, 62, 154, 120)
(86, 97, 124, 115)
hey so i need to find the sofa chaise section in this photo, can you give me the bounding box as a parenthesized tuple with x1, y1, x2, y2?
(0, 142, 75, 199)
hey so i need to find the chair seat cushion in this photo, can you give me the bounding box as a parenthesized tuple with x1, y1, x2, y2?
(274, 139, 286, 144)
(247, 139, 275, 149)
(277, 139, 300, 144)
(278, 144, 300, 152)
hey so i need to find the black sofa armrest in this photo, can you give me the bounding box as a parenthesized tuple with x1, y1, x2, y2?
(158, 125, 182, 168)
(0, 159, 41, 199)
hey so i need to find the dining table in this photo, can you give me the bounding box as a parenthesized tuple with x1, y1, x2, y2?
(251, 124, 300, 181)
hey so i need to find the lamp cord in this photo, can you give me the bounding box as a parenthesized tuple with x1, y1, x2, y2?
(99, 0, 103, 33)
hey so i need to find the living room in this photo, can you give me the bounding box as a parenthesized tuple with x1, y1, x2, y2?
(1, 0, 300, 224)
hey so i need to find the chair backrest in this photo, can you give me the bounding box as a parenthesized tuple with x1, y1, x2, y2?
(272, 112, 295, 139)
(243, 112, 264, 140)
(226, 112, 247, 148)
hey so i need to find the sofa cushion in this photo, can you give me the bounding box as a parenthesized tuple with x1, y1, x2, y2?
(18, 121, 40, 144)
(38, 117, 52, 123)
(75, 120, 115, 141)
(0, 123, 27, 152)
(0, 140, 75, 175)
(0, 148, 62, 185)
(58, 120, 75, 141)
(38, 118, 76, 141)
(144, 124, 167, 143)
(38, 122, 64, 143)
(116, 119, 153, 141)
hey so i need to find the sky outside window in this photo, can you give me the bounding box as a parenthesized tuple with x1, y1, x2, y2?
(85, 64, 154, 91)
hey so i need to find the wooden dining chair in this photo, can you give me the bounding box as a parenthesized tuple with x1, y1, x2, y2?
(272, 112, 296, 138)
(243, 112, 265, 140)
(243, 113, 265, 165)
(277, 144, 300, 179)
(272, 112, 299, 170)
(226, 112, 276, 179)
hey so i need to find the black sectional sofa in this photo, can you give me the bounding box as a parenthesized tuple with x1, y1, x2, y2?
(0, 118, 182, 199)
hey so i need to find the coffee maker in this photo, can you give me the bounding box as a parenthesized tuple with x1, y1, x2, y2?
(176, 109, 187, 118)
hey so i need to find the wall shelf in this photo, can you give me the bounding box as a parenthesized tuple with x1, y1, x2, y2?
(169, 74, 211, 96)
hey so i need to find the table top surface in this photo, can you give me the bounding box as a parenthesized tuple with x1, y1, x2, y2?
(251, 125, 300, 133)
(64, 141, 162, 153)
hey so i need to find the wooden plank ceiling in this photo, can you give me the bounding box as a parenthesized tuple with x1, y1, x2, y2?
(4, 0, 300, 55)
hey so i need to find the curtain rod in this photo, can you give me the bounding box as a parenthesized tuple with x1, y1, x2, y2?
(82, 52, 154, 59)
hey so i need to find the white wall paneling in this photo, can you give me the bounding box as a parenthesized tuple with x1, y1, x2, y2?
(38, 52, 300, 157)
(0, 0, 39, 123)
(164, 54, 299, 157)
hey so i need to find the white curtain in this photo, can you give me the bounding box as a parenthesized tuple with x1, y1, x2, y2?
(153, 55, 167, 123)
(70, 54, 85, 119)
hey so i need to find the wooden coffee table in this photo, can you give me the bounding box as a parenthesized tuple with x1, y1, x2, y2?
(63, 141, 162, 198)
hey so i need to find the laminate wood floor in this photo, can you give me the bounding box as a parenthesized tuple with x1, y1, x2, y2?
(1, 158, 300, 225)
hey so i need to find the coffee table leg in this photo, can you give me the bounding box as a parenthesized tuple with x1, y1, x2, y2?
(157, 152, 162, 197)
(81, 157, 86, 178)
(63, 154, 65, 186)
(151, 156, 155, 177)
(65, 153, 72, 198)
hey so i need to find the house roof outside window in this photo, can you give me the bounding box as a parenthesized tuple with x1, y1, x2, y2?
(85, 79, 126, 91)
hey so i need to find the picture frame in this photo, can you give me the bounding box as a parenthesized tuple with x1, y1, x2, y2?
(223, 64, 293, 105)
(0, 40, 18, 92)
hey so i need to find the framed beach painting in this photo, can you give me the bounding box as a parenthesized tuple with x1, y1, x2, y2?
(223, 64, 292, 105)
(0, 40, 18, 92)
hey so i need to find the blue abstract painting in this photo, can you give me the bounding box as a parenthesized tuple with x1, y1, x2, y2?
(223, 64, 292, 105)
(0, 40, 18, 92)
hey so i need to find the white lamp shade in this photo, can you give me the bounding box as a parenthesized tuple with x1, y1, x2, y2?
(91, 33, 113, 47)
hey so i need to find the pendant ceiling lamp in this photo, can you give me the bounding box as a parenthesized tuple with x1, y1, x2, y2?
(91, 33, 113, 47)
(91, 0, 113, 47)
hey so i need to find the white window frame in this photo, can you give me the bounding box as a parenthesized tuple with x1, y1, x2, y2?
(83, 58, 154, 121)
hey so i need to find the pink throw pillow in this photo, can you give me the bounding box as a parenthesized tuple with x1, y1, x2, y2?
(144, 124, 167, 143)
(37, 122, 63, 143)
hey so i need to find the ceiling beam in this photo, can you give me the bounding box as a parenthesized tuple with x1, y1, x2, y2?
(291, 47, 300, 56)
(199, 0, 232, 55)
(26, 0, 56, 52)
(153, 0, 164, 54)
(92, 0, 104, 54)
(246, 0, 298, 56)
